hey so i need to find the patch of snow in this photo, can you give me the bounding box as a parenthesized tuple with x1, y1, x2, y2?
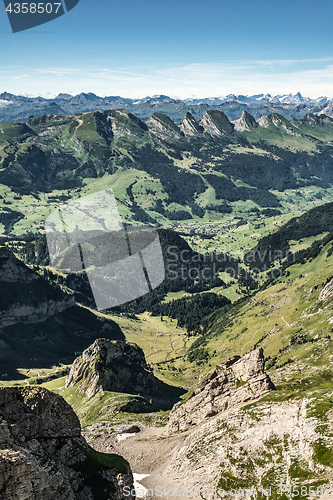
(133, 474, 150, 498)
(117, 433, 136, 442)
(0, 100, 13, 107)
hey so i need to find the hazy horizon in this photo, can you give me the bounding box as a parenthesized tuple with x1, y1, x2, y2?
(1, 88, 332, 101)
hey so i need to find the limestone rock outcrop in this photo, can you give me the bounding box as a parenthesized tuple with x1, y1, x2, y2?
(179, 112, 204, 136)
(199, 110, 234, 136)
(0, 246, 38, 282)
(165, 399, 327, 496)
(66, 338, 159, 398)
(257, 113, 301, 136)
(147, 112, 184, 141)
(104, 109, 148, 140)
(319, 277, 333, 302)
(167, 348, 275, 431)
(0, 386, 135, 499)
(0, 247, 124, 373)
(233, 110, 258, 132)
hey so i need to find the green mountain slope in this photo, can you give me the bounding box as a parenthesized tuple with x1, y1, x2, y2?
(100, 204, 333, 397)
(175, 232, 333, 399)
(1, 110, 333, 235)
(245, 201, 333, 269)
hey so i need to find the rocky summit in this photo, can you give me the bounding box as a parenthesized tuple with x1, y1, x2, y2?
(167, 348, 275, 431)
(0, 386, 134, 499)
(66, 338, 159, 399)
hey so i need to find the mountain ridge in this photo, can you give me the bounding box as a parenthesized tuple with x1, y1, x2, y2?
(1, 91, 333, 124)
(2, 107, 333, 235)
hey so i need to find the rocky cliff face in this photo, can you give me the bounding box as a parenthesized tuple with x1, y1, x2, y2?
(257, 113, 301, 136)
(147, 112, 184, 141)
(0, 297, 75, 329)
(164, 398, 331, 498)
(0, 246, 38, 282)
(0, 248, 124, 374)
(167, 348, 275, 431)
(0, 246, 74, 328)
(233, 110, 259, 132)
(66, 338, 159, 399)
(319, 277, 333, 301)
(199, 110, 234, 136)
(179, 112, 204, 136)
(104, 109, 148, 140)
(0, 386, 134, 499)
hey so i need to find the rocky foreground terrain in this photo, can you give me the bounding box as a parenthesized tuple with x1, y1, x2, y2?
(89, 397, 333, 499)
(2, 340, 333, 499)
(319, 277, 333, 302)
(81, 348, 333, 499)
(0, 386, 134, 499)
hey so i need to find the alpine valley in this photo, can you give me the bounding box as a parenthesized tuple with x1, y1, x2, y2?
(1, 96, 333, 499)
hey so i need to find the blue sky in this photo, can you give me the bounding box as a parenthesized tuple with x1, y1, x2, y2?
(1, 0, 333, 98)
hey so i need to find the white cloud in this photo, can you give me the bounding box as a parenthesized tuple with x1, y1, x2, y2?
(2, 58, 333, 99)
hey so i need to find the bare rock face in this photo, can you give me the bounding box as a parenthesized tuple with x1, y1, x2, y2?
(257, 113, 301, 136)
(105, 109, 148, 139)
(0, 386, 135, 499)
(199, 110, 234, 136)
(0, 249, 124, 375)
(0, 386, 81, 440)
(319, 277, 333, 302)
(0, 246, 75, 328)
(233, 110, 258, 132)
(66, 338, 158, 398)
(147, 112, 184, 141)
(165, 399, 327, 495)
(0, 246, 38, 282)
(179, 112, 204, 136)
(167, 348, 275, 431)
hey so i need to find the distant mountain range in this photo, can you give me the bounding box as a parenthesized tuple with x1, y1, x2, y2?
(1, 91, 333, 124)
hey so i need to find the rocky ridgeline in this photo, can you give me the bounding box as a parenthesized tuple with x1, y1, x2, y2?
(167, 348, 275, 431)
(145, 109, 321, 140)
(179, 112, 204, 136)
(233, 110, 259, 132)
(0, 386, 134, 499)
(66, 338, 159, 399)
(146, 112, 184, 141)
